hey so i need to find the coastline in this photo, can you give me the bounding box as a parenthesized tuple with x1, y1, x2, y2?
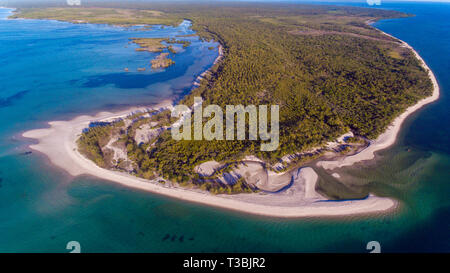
(22, 110, 397, 218)
(21, 87, 397, 218)
(317, 27, 440, 171)
(21, 66, 398, 218)
(19, 21, 441, 219)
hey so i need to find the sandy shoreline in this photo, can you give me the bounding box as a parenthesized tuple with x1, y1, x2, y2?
(317, 29, 440, 171)
(22, 107, 399, 217)
(19, 25, 441, 218)
(22, 100, 396, 218)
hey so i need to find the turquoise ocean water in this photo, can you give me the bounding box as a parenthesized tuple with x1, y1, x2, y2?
(0, 2, 448, 252)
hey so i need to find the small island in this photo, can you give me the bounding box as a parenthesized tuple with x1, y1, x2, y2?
(151, 53, 175, 69)
(130, 37, 167, 53)
(129, 37, 189, 69)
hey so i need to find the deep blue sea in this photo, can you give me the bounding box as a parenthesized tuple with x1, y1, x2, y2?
(0, 2, 448, 252)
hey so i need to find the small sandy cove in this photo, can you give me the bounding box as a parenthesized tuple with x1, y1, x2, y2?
(22, 99, 396, 218)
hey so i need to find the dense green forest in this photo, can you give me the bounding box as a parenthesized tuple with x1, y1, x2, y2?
(14, 3, 433, 191)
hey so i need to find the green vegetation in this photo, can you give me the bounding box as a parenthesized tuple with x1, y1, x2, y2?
(10, 7, 180, 26)
(130, 38, 167, 52)
(76, 113, 258, 193)
(16, 3, 433, 192)
(151, 53, 175, 69)
(130, 37, 191, 52)
(167, 45, 177, 54)
(143, 4, 431, 180)
(77, 126, 111, 167)
(130, 38, 177, 69)
(165, 38, 191, 48)
(77, 121, 124, 168)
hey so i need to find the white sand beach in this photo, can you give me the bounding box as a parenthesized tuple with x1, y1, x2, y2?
(22, 102, 396, 218)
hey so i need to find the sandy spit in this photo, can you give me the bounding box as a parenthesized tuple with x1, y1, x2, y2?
(23, 104, 396, 218)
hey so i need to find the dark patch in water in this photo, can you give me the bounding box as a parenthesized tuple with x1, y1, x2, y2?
(162, 233, 190, 242)
(101, 103, 138, 109)
(82, 70, 181, 89)
(315, 195, 370, 203)
(0, 90, 30, 108)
